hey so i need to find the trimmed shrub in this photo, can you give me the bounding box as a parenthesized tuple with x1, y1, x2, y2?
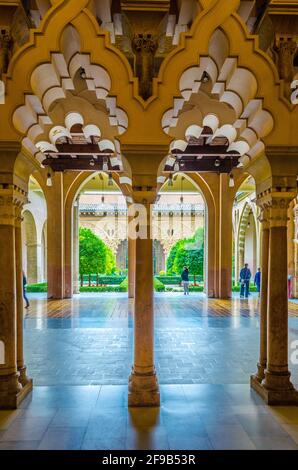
(119, 278, 128, 292)
(154, 278, 165, 292)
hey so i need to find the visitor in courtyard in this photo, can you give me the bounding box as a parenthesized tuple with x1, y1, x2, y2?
(22, 271, 30, 309)
(239, 263, 251, 298)
(181, 266, 190, 295)
(254, 268, 261, 296)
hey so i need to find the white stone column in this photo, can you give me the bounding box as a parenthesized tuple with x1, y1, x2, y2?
(128, 199, 160, 407)
(251, 208, 269, 386)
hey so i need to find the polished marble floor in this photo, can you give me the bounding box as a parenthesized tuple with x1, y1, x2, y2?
(23, 293, 298, 386)
(1, 384, 298, 450)
(1, 292, 298, 450)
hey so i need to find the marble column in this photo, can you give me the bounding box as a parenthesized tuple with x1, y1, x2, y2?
(15, 206, 31, 388)
(0, 189, 22, 409)
(218, 173, 233, 299)
(73, 200, 80, 295)
(128, 201, 160, 407)
(251, 209, 269, 386)
(257, 196, 298, 404)
(47, 172, 64, 299)
(128, 235, 136, 299)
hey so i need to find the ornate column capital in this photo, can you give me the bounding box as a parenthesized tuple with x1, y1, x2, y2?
(257, 208, 270, 230)
(0, 184, 28, 226)
(256, 188, 297, 228)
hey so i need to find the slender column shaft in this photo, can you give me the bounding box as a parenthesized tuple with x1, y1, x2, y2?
(218, 174, 233, 299)
(15, 212, 29, 386)
(128, 201, 160, 406)
(250, 194, 298, 405)
(128, 234, 136, 299)
(264, 222, 293, 390)
(47, 172, 64, 299)
(73, 201, 80, 295)
(0, 201, 22, 408)
(252, 210, 269, 383)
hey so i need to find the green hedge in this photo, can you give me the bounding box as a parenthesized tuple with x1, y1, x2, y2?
(232, 284, 258, 293)
(80, 286, 122, 293)
(80, 275, 126, 286)
(166, 285, 204, 293)
(155, 275, 204, 285)
(27, 283, 48, 293)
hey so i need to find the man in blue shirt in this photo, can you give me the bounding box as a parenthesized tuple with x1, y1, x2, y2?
(239, 263, 252, 298)
(254, 268, 261, 296)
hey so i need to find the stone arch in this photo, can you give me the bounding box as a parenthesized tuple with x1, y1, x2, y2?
(22, 210, 38, 284)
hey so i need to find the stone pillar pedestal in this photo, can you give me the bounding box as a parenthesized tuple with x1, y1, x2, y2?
(252, 194, 298, 405)
(128, 200, 160, 407)
(251, 209, 269, 388)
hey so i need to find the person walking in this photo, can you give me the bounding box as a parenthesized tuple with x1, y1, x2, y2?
(22, 271, 30, 309)
(239, 263, 251, 298)
(181, 266, 190, 296)
(254, 268, 261, 297)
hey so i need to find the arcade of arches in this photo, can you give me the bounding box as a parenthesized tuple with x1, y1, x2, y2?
(1, 0, 298, 450)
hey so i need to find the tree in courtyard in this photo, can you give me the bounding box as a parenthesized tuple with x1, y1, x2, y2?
(79, 228, 116, 283)
(169, 227, 205, 282)
(167, 240, 184, 274)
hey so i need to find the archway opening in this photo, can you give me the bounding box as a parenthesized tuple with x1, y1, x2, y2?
(155, 173, 206, 295)
(232, 176, 259, 296)
(22, 176, 47, 287)
(74, 172, 128, 294)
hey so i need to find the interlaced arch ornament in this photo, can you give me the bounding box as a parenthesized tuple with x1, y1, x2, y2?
(12, 32, 129, 171)
(161, 28, 275, 174)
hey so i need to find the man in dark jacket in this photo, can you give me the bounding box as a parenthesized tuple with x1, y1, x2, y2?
(181, 267, 190, 296)
(239, 263, 251, 298)
(254, 268, 261, 296)
(22, 271, 30, 309)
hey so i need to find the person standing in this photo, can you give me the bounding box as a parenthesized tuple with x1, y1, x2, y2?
(181, 266, 190, 296)
(239, 263, 251, 298)
(254, 268, 261, 297)
(22, 271, 30, 309)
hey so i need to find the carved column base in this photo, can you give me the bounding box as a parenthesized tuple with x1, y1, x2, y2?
(0, 372, 32, 409)
(128, 368, 160, 407)
(251, 373, 298, 405)
(251, 362, 266, 384)
(18, 366, 32, 388)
